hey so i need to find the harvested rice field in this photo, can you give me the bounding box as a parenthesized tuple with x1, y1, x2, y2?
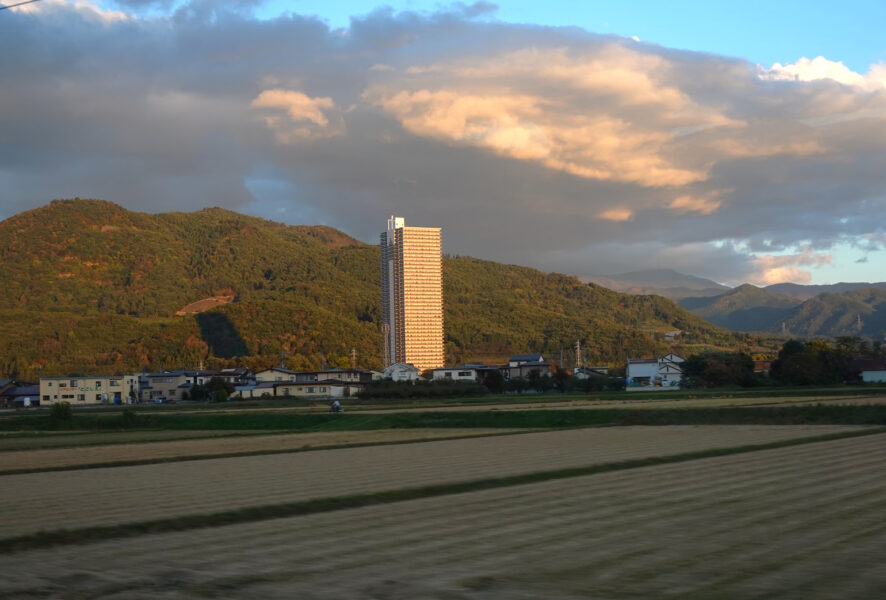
(0, 425, 868, 539)
(0, 430, 277, 452)
(0, 428, 518, 473)
(2, 432, 885, 599)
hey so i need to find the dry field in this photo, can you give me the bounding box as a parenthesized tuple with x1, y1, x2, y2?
(2, 432, 885, 599)
(357, 394, 884, 412)
(0, 430, 276, 452)
(0, 428, 517, 473)
(0, 425, 867, 539)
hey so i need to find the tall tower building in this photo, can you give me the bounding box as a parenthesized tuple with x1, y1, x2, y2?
(380, 215, 444, 372)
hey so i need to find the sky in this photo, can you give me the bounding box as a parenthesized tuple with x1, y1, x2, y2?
(1, 0, 885, 286)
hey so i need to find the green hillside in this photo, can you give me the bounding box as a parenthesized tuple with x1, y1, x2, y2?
(0, 199, 741, 379)
(679, 284, 800, 332)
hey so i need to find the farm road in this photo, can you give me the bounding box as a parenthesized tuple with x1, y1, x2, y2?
(0, 425, 869, 539)
(3, 432, 885, 598)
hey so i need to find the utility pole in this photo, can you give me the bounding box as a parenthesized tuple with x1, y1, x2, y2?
(574, 340, 583, 369)
(350, 347, 357, 370)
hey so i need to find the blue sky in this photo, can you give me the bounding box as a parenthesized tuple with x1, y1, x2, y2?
(255, 1, 886, 73)
(5, 0, 886, 285)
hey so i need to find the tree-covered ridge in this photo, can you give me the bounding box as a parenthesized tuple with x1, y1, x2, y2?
(777, 288, 886, 339)
(679, 284, 801, 332)
(0, 199, 742, 379)
(679, 282, 886, 339)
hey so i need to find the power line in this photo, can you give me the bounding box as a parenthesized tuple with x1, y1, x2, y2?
(1, 0, 45, 11)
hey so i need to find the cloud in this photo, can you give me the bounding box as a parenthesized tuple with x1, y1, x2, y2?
(748, 249, 833, 285)
(251, 89, 344, 142)
(669, 192, 725, 215)
(4, 0, 132, 23)
(366, 46, 742, 187)
(598, 208, 634, 221)
(760, 56, 886, 90)
(1, 4, 886, 284)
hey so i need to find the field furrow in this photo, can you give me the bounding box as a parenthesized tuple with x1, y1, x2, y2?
(0, 425, 868, 539)
(0, 428, 517, 472)
(2, 433, 885, 599)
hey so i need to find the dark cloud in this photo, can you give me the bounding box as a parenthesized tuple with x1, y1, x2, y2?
(1, 0, 885, 284)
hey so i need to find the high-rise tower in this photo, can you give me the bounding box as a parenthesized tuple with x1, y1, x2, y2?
(380, 215, 444, 372)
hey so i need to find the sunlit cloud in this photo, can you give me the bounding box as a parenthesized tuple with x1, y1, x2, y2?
(669, 192, 725, 215)
(2, 4, 886, 284)
(251, 90, 344, 143)
(598, 208, 634, 222)
(749, 249, 833, 285)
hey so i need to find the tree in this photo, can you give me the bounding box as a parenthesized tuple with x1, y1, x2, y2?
(552, 367, 570, 393)
(50, 401, 73, 428)
(480, 369, 504, 394)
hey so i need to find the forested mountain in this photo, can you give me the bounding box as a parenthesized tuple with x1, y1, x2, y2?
(678, 284, 800, 332)
(776, 289, 886, 339)
(765, 281, 886, 301)
(0, 199, 740, 379)
(679, 283, 886, 340)
(581, 269, 730, 299)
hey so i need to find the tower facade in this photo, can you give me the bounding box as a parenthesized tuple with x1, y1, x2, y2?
(380, 216, 444, 372)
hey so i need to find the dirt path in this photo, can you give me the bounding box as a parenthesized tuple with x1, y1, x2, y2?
(0, 425, 869, 539)
(2, 432, 884, 599)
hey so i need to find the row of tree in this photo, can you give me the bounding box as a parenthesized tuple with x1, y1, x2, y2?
(682, 336, 885, 388)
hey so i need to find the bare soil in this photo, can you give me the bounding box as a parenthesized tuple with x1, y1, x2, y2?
(2, 432, 884, 599)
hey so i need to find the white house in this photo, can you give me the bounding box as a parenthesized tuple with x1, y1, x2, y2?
(431, 366, 480, 382)
(383, 363, 421, 382)
(626, 354, 685, 391)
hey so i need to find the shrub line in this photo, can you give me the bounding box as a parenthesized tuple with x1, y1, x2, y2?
(2, 426, 883, 554)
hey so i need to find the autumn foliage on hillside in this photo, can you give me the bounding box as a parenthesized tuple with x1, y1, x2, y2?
(0, 199, 741, 379)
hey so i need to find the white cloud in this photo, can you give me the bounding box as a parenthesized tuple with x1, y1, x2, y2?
(760, 56, 886, 91)
(4, 0, 133, 24)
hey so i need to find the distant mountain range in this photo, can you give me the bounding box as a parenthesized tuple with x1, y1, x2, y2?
(581, 269, 730, 299)
(0, 200, 739, 379)
(585, 269, 886, 339)
(764, 281, 886, 301)
(678, 284, 886, 339)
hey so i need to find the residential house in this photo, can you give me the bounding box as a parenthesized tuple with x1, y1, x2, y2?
(41, 375, 139, 405)
(431, 365, 481, 382)
(0, 382, 40, 408)
(574, 366, 609, 379)
(294, 369, 373, 384)
(382, 362, 421, 382)
(137, 371, 190, 402)
(626, 354, 685, 391)
(505, 354, 552, 381)
(254, 367, 299, 384)
(851, 358, 886, 383)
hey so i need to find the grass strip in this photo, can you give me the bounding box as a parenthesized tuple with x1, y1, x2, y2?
(4, 403, 886, 432)
(0, 429, 533, 476)
(2, 426, 883, 555)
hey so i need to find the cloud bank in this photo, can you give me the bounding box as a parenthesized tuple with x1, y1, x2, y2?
(1, 1, 885, 285)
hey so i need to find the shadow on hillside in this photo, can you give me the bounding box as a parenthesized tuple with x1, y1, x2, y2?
(196, 313, 248, 358)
